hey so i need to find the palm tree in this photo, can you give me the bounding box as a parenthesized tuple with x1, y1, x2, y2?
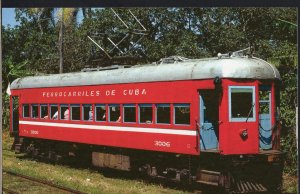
(28, 8, 79, 73)
(82, 8, 92, 19)
(56, 8, 78, 73)
(27, 8, 55, 34)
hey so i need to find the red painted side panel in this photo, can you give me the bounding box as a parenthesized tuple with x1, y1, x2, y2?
(219, 79, 259, 155)
(16, 80, 214, 104)
(19, 122, 198, 155)
(11, 78, 277, 156)
(12, 80, 216, 155)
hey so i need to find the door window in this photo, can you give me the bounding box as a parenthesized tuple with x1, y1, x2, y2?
(229, 86, 256, 122)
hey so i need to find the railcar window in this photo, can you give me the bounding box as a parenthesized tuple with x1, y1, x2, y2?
(124, 104, 136, 123)
(139, 104, 153, 124)
(259, 89, 271, 114)
(109, 104, 121, 122)
(23, 104, 30, 118)
(31, 104, 38, 118)
(95, 105, 106, 122)
(50, 105, 58, 120)
(60, 104, 69, 120)
(156, 104, 170, 124)
(83, 104, 93, 121)
(40, 104, 48, 119)
(229, 86, 255, 122)
(174, 104, 190, 125)
(71, 105, 80, 121)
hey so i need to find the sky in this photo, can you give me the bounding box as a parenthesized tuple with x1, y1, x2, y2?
(1, 8, 86, 28)
(2, 8, 19, 27)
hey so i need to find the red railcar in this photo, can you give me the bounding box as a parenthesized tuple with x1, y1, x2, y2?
(10, 55, 284, 193)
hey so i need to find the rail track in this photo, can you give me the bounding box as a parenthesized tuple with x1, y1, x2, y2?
(2, 169, 86, 194)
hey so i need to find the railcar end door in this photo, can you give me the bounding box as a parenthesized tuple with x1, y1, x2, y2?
(259, 85, 272, 149)
(11, 96, 19, 135)
(199, 91, 219, 150)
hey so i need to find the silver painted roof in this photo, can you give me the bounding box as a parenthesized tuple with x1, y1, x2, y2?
(11, 56, 281, 89)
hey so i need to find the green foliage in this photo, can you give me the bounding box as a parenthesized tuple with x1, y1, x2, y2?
(2, 94, 10, 131)
(2, 57, 33, 130)
(275, 54, 297, 175)
(2, 7, 297, 175)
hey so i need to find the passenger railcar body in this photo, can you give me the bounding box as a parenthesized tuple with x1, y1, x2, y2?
(10, 55, 284, 193)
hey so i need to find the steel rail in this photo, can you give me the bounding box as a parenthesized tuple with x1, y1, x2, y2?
(3, 170, 86, 194)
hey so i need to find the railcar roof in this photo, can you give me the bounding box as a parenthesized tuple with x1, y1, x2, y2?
(11, 56, 281, 89)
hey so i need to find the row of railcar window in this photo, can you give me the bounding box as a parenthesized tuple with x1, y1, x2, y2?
(22, 104, 191, 125)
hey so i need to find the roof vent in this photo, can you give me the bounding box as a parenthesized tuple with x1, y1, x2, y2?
(81, 65, 131, 72)
(217, 52, 231, 59)
(157, 56, 189, 64)
(217, 47, 254, 59)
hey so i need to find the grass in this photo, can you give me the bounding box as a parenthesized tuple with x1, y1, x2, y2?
(2, 131, 298, 194)
(282, 173, 298, 194)
(2, 131, 192, 194)
(2, 172, 69, 194)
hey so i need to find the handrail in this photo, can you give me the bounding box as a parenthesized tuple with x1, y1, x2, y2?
(195, 120, 200, 150)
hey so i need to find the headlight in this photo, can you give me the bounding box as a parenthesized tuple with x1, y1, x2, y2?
(239, 129, 248, 140)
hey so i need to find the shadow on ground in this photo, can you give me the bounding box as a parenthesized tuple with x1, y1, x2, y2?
(16, 153, 225, 194)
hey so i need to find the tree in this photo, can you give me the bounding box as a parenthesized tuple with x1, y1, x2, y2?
(15, 8, 80, 74)
(2, 8, 297, 175)
(56, 8, 79, 73)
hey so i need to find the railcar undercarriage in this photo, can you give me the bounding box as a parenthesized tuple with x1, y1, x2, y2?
(13, 137, 284, 194)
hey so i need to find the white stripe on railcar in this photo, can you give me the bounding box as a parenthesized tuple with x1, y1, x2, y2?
(19, 120, 197, 136)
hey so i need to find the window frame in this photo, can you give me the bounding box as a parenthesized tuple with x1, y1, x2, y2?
(228, 86, 256, 122)
(82, 104, 93, 121)
(155, 103, 171, 125)
(70, 104, 81, 121)
(138, 104, 153, 124)
(173, 103, 191, 125)
(108, 104, 121, 123)
(123, 104, 137, 123)
(95, 104, 107, 122)
(31, 104, 39, 119)
(60, 104, 69, 120)
(22, 104, 30, 118)
(40, 104, 49, 119)
(50, 104, 59, 120)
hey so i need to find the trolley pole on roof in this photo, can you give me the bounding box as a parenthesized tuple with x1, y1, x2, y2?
(87, 36, 112, 59)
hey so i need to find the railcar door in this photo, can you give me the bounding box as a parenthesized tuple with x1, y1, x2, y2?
(259, 86, 272, 149)
(199, 91, 219, 150)
(11, 96, 19, 135)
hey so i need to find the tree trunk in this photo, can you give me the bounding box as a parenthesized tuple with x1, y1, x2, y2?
(87, 8, 92, 18)
(59, 9, 64, 74)
(0, 6, 3, 192)
(82, 8, 86, 19)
